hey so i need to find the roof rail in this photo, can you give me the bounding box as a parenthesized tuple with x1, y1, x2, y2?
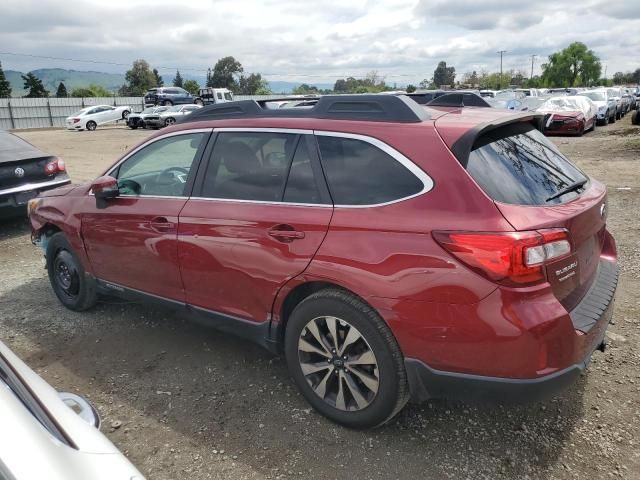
(425, 93, 492, 108)
(181, 94, 430, 124)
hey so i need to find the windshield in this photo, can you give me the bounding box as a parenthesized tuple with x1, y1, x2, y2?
(467, 124, 588, 205)
(580, 92, 605, 101)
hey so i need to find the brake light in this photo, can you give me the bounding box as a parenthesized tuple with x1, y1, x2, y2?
(433, 229, 571, 287)
(44, 157, 65, 175)
(72, 118, 80, 124)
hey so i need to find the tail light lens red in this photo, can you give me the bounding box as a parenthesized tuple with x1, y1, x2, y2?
(72, 118, 80, 124)
(433, 229, 571, 287)
(44, 157, 65, 175)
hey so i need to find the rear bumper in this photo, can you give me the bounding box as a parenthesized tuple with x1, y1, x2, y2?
(404, 258, 618, 403)
(0, 177, 71, 210)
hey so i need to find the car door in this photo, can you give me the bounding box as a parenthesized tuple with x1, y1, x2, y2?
(178, 129, 333, 322)
(81, 130, 210, 301)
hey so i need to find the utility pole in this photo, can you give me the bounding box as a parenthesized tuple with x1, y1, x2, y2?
(497, 50, 507, 89)
(530, 55, 537, 79)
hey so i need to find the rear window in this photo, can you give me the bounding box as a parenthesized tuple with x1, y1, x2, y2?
(466, 124, 588, 205)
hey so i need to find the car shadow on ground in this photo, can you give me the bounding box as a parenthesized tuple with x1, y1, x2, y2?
(0, 215, 31, 240)
(0, 277, 587, 479)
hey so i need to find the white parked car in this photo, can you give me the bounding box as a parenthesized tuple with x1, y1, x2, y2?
(142, 104, 202, 128)
(0, 340, 144, 479)
(65, 105, 131, 131)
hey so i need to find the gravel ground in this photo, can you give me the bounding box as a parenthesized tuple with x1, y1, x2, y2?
(0, 120, 639, 480)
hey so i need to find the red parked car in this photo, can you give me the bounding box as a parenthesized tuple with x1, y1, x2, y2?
(29, 95, 618, 428)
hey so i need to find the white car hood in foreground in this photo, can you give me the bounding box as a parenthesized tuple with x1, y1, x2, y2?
(0, 341, 144, 480)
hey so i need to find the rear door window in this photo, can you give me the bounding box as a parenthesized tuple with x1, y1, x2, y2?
(201, 132, 297, 202)
(466, 124, 588, 205)
(316, 135, 424, 206)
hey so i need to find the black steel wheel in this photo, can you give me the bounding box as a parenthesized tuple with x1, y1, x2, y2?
(46, 233, 97, 311)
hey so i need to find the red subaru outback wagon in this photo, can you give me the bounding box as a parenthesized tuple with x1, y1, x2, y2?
(30, 95, 618, 428)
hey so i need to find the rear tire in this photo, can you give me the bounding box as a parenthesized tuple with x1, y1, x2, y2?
(86, 121, 97, 131)
(632, 110, 640, 125)
(194, 98, 204, 106)
(122, 110, 130, 119)
(46, 233, 97, 311)
(162, 100, 173, 106)
(284, 289, 409, 429)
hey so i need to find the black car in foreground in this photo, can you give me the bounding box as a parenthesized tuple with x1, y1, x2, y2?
(0, 131, 70, 218)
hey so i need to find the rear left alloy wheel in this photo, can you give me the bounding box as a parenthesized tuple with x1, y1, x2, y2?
(285, 289, 408, 429)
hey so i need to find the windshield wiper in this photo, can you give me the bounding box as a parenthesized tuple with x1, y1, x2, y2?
(546, 178, 587, 202)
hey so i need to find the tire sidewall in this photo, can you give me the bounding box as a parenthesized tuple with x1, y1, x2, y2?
(86, 121, 97, 131)
(285, 294, 403, 429)
(46, 234, 94, 311)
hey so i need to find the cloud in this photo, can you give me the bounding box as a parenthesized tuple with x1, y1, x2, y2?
(0, 0, 639, 84)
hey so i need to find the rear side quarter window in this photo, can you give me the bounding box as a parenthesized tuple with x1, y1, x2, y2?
(316, 134, 426, 206)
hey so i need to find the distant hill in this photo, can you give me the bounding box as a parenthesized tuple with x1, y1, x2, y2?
(4, 68, 335, 96)
(6, 68, 126, 96)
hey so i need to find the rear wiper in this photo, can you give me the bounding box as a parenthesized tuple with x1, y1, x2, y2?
(546, 178, 587, 202)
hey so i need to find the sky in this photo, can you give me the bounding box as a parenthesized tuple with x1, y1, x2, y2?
(1, 0, 639, 85)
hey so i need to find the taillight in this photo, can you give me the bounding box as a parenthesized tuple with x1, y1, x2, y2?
(44, 157, 65, 175)
(72, 118, 80, 124)
(433, 229, 571, 287)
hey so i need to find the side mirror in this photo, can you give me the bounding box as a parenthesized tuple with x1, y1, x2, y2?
(91, 175, 118, 209)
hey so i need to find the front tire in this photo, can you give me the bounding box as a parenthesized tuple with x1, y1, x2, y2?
(86, 120, 97, 131)
(162, 100, 173, 106)
(194, 98, 204, 106)
(46, 233, 97, 311)
(284, 289, 409, 429)
(164, 117, 176, 127)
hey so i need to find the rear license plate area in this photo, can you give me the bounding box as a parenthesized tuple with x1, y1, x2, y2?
(15, 190, 37, 205)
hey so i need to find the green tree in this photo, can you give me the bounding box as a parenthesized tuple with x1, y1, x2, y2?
(173, 70, 183, 87)
(540, 42, 601, 87)
(153, 68, 164, 87)
(632, 68, 640, 84)
(183, 79, 200, 95)
(293, 83, 320, 95)
(405, 84, 417, 93)
(237, 73, 271, 95)
(70, 87, 96, 97)
(433, 61, 455, 87)
(332, 72, 388, 94)
(55, 82, 68, 98)
(123, 59, 156, 96)
(22, 72, 49, 98)
(208, 56, 243, 89)
(70, 84, 111, 97)
(0, 62, 11, 98)
(478, 71, 512, 90)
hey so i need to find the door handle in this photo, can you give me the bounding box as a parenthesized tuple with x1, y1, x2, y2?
(268, 225, 305, 242)
(149, 216, 176, 233)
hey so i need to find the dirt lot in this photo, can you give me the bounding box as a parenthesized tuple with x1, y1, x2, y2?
(1, 120, 639, 480)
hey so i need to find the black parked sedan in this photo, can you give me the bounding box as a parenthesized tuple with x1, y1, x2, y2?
(0, 131, 70, 218)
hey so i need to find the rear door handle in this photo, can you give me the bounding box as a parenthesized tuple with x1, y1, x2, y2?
(268, 225, 305, 242)
(149, 216, 176, 233)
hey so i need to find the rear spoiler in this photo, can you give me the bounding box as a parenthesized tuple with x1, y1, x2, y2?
(450, 113, 545, 168)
